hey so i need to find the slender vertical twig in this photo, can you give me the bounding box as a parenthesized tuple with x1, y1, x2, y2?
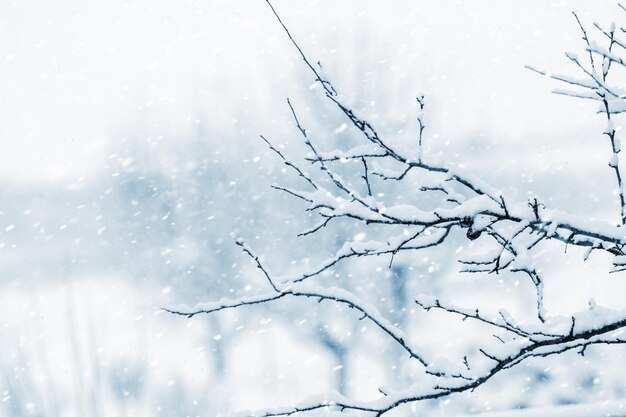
(416, 95, 426, 161)
(572, 11, 596, 71)
(599, 23, 626, 225)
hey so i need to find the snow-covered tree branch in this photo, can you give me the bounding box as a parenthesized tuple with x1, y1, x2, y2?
(168, 2, 626, 416)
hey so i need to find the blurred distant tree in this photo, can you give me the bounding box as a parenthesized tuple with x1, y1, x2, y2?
(169, 2, 626, 416)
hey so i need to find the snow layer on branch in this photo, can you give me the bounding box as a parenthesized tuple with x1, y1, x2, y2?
(166, 293, 284, 315)
(508, 302, 626, 338)
(232, 392, 352, 417)
(384, 195, 500, 223)
(314, 144, 387, 160)
(447, 167, 503, 199)
(600, 98, 626, 114)
(543, 209, 626, 241)
(588, 42, 626, 69)
(374, 167, 409, 179)
(470, 214, 497, 233)
(311, 285, 400, 333)
(504, 201, 626, 245)
(552, 88, 601, 100)
(436, 195, 501, 218)
(426, 355, 472, 378)
(571, 300, 626, 334)
(613, 255, 626, 266)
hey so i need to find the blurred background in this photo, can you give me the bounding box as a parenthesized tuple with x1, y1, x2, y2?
(1, 0, 626, 415)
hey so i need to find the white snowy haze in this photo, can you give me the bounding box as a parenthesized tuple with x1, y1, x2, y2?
(1, 0, 625, 416)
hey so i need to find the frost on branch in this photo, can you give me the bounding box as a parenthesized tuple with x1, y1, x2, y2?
(167, 2, 626, 416)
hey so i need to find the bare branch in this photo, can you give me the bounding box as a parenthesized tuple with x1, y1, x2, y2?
(573, 11, 596, 70)
(236, 238, 280, 293)
(165, 3, 626, 416)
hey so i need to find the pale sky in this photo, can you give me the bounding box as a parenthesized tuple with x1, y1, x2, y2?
(0, 0, 617, 181)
